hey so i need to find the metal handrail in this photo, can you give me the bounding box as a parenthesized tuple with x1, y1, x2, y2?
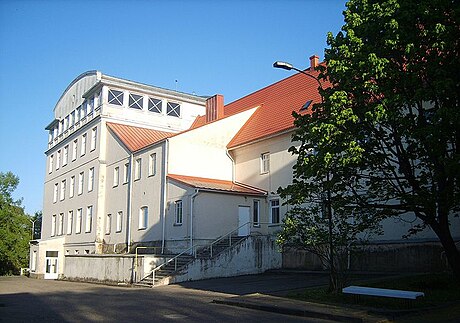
(150, 246, 194, 287)
(209, 221, 251, 257)
(134, 246, 162, 282)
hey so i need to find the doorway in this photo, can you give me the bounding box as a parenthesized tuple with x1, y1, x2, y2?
(238, 206, 250, 236)
(44, 250, 58, 279)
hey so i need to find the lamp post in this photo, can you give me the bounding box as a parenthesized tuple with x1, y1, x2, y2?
(28, 218, 36, 240)
(274, 60, 335, 290)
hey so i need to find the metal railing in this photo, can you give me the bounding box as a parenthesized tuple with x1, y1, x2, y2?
(150, 246, 194, 287)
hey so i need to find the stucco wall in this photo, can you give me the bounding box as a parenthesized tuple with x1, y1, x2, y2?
(173, 235, 281, 283)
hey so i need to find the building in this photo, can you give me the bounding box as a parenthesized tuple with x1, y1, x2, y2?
(30, 56, 458, 283)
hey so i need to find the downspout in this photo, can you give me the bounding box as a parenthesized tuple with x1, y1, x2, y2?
(161, 139, 169, 254)
(190, 189, 200, 253)
(127, 153, 134, 253)
(226, 149, 236, 182)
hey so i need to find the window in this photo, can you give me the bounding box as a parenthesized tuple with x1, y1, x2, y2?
(76, 208, 82, 234)
(78, 172, 84, 195)
(148, 153, 156, 176)
(270, 199, 280, 224)
(58, 213, 64, 235)
(106, 214, 111, 235)
(87, 98, 94, 114)
(72, 139, 78, 161)
(148, 97, 162, 113)
(167, 102, 180, 117)
(49, 155, 54, 174)
(88, 167, 94, 192)
(139, 206, 148, 230)
(31, 251, 37, 272)
(90, 127, 97, 151)
(69, 176, 75, 198)
(67, 210, 73, 235)
(116, 211, 123, 232)
(123, 163, 129, 183)
(75, 107, 80, 123)
(113, 166, 119, 187)
(63, 145, 68, 166)
(134, 158, 141, 180)
(85, 205, 93, 233)
(81, 134, 87, 157)
(60, 180, 66, 201)
(108, 89, 123, 105)
(51, 214, 56, 236)
(80, 102, 86, 119)
(56, 150, 61, 170)
(70, 111, 75, 127)
(129, 93, 143, 110)
(53, 183, 58, 203)
(175, 200, 183, 225)
(260, 152, 270, 174)
(253, 200, 260, 226)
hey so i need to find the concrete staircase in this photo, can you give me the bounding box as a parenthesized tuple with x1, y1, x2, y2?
(134, 235, 247, 287)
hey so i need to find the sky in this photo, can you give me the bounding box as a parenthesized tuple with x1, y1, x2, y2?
(0, 0, 347, 215)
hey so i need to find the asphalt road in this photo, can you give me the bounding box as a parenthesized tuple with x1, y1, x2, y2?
(0, 272, 335, 323)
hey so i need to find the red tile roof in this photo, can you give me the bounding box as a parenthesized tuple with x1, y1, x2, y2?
(168, 174, 266, 196)
(107, 122, 174, 152)
(225, 68, 325, 149)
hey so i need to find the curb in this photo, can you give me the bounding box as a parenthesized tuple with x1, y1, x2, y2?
(212, 298, 364, 323)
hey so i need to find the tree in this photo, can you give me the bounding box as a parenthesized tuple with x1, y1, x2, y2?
(0, 172, 31, 275)
(281, 0, 460, 285)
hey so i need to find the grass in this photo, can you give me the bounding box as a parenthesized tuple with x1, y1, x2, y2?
(288, 273, 460, 310)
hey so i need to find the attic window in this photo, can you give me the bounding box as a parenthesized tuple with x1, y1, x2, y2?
(148, 97, 162, 113)
(167, 102, 180, 117)
(300, 100, 312, 111)
(129, 93, 143, 110)
(108, 89, 124, 106)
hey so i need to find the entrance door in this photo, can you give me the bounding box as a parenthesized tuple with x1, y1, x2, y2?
(238, 206, 250, 236)
(44, 251, 59, 279)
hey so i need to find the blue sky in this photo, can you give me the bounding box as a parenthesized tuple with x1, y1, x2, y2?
(0, 0, 346, 215)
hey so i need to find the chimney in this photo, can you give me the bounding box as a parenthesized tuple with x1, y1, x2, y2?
(205, 94, 224, 123)
(310, 54, 319, 69)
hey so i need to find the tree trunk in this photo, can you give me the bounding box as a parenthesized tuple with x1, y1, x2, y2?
(432, 221, 460, 282)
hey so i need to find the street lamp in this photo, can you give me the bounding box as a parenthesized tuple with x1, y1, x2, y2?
(274, 60, 335, 289)
(28, 218, 36, 240)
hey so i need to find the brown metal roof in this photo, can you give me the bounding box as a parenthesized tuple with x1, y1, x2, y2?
(107, 122, 174, 152)
(168, 174, 266, 196)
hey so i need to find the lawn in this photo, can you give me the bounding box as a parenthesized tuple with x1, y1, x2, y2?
(288, 273, 460, 310)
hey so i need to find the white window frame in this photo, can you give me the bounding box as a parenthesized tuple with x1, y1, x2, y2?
(53, 183, 58, 203)
(72, 139, 78, 161)
(166, 102, 181, 117)
(106, 214, 111, 235)
(69, 176, 75, 198)
(129, 93, 143, 110)
(56, 150, 61, 170)
(108, 89, 124, 106)
(81, 134, 87, 157)
(113, 166, 119, 187)
(58, 213, 64, 236)
(88, 167, 94, 192)
(51, 214, 56, 236)
(148, 153, 156, 176)
(90, 127, 97, 151)
(260, 152, 270, 174)
(139, 206, 148, 230)
(76, 208, 82, 234)
(134, 158, 141, 180)
(85, 205, 93, 233)
(175, 200, 183, 225)
(116, 211, 123, 233)
(67, 210, 73, 235)
(60, 179, 66, 201)
(148, 97, 162, 113)
(49, 154, 54, 174)
(63, 145, 68, 166)
(123, 163, 129, 184)
(270, 199, 280, 224)
(78, 172, 84, 195)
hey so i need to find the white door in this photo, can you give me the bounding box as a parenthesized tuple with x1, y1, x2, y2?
(238, 206, 250, 236)
(44, 251, 59, 279)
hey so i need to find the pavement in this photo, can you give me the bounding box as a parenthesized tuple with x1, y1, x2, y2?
(177, 270, 394, 322)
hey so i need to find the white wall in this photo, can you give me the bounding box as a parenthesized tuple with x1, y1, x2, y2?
(168, 107, 257, 180)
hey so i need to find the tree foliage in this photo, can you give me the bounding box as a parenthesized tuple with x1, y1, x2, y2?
(279, 0, 460, 286)
(0, 172, 31, 275)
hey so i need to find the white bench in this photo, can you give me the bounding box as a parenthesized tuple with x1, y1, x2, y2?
(342, 286, 424, 300)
